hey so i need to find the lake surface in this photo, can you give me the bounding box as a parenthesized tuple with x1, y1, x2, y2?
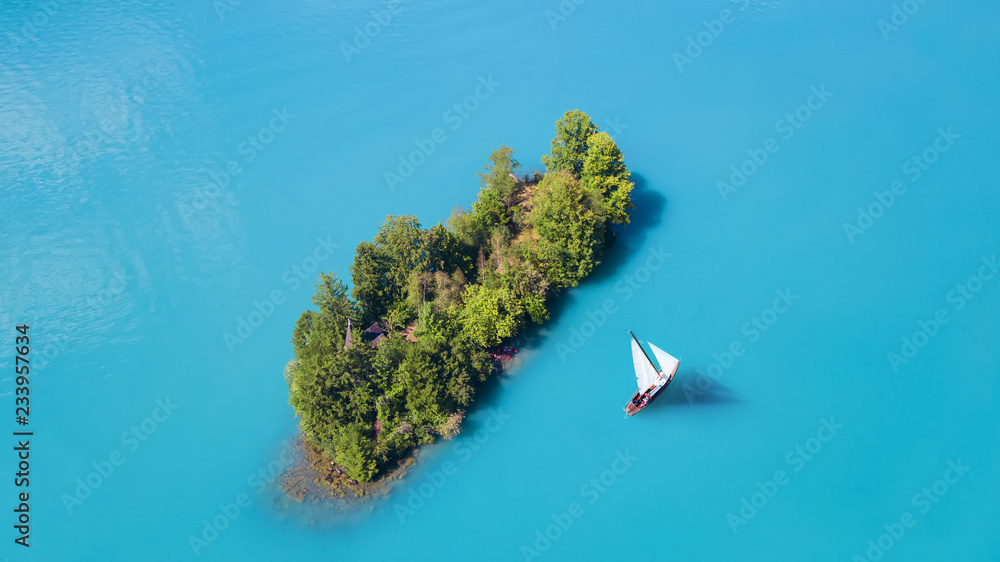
(2, 0, 999, 560)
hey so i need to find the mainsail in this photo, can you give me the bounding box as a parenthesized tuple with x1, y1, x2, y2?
(648, 343, 680, 377)
(631, 336, 660, 391)
(625, 331, 681, 416)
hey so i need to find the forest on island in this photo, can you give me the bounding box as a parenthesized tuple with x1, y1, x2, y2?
(285, 110, 635, 482)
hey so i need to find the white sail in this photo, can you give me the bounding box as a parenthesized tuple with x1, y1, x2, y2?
(631, 337, 659, 391)
(649, 342, 680, 376)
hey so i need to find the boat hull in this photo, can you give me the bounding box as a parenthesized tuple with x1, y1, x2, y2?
(624, 368, 676, 416)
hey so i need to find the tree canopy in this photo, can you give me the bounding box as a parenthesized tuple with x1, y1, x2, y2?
(581, 132, 635, 226)
(529, 170, 606, 289)
(541, 110, 598, 175)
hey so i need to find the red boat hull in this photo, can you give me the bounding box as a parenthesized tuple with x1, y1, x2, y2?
(624, 370, 675, 416)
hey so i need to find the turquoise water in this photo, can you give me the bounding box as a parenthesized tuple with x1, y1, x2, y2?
(2, 0, 999, 560)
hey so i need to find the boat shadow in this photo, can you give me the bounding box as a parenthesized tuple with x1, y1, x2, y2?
(659, 373, 742, 408)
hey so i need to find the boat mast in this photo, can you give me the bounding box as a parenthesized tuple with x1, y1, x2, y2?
(629, 330, 658, 372)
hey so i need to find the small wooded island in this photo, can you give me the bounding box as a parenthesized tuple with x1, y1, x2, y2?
(283, 110, 635, 492)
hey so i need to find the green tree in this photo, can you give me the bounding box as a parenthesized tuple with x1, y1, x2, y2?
(471, 147, 521, 238)
(581, 132, 635, 225)
(289, 274, 357, 374)
(371, 332, 407, 395)
(479, 147, 520, 208)
(385, 301, 414, 332)
(335, 422, 378, 481)
(447, 207, 482, 249)
(433, 269, 466, 310)
(529, 170, 606, 289)
(419, 223, 471, 276)
(372, 215, 424, 294)
(375, 384, 409, 434)
(313, 273, 354, 314)
(459, 284, 524, 348)
(405, 270, 434, 313)
(500, 257, 549, 324)
(541, 110, 599, 176)
(291, 311, 314, 357)
(350, 241, 397, 325)
(398, 345, 450, 423)
(288, 359, 345, 454)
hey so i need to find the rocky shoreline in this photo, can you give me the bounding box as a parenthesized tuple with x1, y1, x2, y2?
(278, 435, 416, 506)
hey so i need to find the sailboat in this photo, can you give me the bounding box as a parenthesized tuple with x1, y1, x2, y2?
(624, 331, 680, 416)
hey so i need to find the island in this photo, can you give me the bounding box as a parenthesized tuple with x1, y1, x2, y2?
(282, 110, 635, 497)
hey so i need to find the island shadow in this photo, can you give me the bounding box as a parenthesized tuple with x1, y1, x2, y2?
(586, 173, 667, 285)
(512, 173, 667, 352)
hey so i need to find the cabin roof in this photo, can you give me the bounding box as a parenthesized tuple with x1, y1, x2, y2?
(361, 322, 387, 348)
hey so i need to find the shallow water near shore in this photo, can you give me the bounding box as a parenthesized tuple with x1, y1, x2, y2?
(2, 1, 999, 560)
